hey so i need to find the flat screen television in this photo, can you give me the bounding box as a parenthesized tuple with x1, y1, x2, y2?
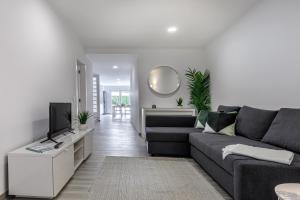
(47, 102, 72, 141)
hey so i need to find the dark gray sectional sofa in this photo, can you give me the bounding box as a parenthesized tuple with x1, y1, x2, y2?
(145, 105, 300, 200)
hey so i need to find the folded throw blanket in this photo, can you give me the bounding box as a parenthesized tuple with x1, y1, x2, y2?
(222, 144, 294, 165)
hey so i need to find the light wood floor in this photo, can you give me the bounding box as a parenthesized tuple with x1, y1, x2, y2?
(92, 115, 147, 157)
(55, 115, 147, 200)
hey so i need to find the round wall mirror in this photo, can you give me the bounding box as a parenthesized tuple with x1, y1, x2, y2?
(148, 66, 181, 95)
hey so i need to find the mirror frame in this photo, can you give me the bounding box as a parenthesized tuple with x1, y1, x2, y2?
(148, 66, 181, 95)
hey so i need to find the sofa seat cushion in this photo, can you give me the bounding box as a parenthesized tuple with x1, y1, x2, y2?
(189, 133, 284, 174)
(146, 127, 203, 142)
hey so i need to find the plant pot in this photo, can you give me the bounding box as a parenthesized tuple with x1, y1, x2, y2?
(79, 124, 88, 131)
(177, 105, 183, 108)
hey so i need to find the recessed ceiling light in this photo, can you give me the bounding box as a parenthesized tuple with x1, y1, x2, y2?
(113, 65, 118, 69)
(116, 78, 120, 81)
(167, 26, 178, 33)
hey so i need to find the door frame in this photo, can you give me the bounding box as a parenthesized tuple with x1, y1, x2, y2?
(75, 59, 87, 115)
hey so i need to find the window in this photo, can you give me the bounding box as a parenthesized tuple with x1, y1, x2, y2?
(92, 76, 99, 114)
(111, 91, 120, 106)
(111, 90, 130, 106)
(120, 91, 130, 105)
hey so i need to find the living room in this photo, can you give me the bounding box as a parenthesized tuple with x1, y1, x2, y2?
(2, 0, 300, 200)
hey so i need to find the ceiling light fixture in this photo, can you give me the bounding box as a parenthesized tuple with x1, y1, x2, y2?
(116, 78, 120, 81)
(113, 65, 118, 69)
(167, 26, 178, 33)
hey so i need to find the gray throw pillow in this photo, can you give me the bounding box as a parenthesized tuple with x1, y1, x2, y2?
(262, 108, 300, 153)
(235, 106, 278, 140)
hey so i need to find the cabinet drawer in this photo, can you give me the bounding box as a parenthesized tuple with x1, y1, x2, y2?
(53, 145, 74, 196)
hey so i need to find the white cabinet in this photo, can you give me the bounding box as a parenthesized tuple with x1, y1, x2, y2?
(8, 129, 94, 198)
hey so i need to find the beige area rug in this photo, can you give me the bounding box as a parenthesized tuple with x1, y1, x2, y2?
(90, 156, 227, 200)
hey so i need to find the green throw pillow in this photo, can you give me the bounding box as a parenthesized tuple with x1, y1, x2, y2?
(194, 110, 209, 128)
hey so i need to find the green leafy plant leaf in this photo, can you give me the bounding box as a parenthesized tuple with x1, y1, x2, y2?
(185, 68, 211, 112)
(176, 97, 183, 106)
(78, 111, 93, 124)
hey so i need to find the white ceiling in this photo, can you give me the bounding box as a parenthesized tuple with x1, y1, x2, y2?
(89, 54, 136, 86)
(48, 0, 259, 49)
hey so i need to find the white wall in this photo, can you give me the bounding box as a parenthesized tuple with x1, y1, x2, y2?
(137, 49, 207, 108)
(85, 61, 94, 128)
(130, 62, 140, 132)
(206, 0, 300, 110)
(135, 49, 207, 132)
(0, 0, 92, 194)
(88, 48, 207, 132)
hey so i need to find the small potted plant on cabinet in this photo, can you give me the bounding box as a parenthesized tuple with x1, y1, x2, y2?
(176, 97, 183, 108)
(78, 111, 93, 130)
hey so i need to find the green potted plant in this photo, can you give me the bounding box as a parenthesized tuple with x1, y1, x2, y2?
(185, 68, 211, 112)
(78, 111, 93, 130)
(176, 97, 183, 108)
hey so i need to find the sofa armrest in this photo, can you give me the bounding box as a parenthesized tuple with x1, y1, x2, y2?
(146, 115, 196, 127)
(234, 159, 300, 200)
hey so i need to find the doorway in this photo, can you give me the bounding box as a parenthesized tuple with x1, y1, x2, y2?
(111, 90, 131, 119)
(89, 54, 135, 121)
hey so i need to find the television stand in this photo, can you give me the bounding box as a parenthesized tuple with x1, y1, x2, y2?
(67, 130, 76, 134)
(8, 128, 94, 198)
(40, 138, 58, 144)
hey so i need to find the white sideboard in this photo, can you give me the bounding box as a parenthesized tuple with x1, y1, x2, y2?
(141, 108, 196, 138)
(8, 128, 94, 199)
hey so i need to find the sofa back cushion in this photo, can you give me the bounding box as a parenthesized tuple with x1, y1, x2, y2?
(146, 115, 196, 127)
(217, 105, 241, 113)
(235, 106, 278, 140)
(262, 108, 300, 153)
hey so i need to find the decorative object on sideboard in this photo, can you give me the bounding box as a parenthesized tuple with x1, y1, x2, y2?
(152, 104, 157, 109)
(176, 97, 183, 108)
(148, 66, 181, 95)
(78, 111, 92, 130)
(185, 68, 211, 112)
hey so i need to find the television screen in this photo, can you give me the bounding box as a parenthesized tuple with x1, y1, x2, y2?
(49, 103, 72, 138)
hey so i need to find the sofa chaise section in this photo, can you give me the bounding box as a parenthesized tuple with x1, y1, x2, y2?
(145, 115, 202, 156)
